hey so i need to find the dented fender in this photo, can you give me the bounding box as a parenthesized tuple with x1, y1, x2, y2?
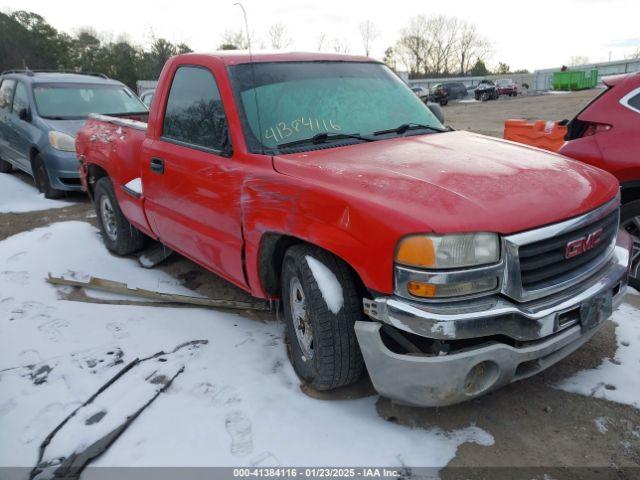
(240, 175, 405, 298)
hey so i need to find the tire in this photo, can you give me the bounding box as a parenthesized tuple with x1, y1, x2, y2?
(439, 98, 448, 106)
(33, 155, 64, 199)
(0, 156, 12, 173)
(621, 200, 640, 290)
(281, 244, 364, 391)
(94, 177, 146, 255)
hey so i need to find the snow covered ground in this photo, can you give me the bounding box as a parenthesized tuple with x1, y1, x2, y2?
(0, 174, 71, 213)
(556, 289, 640, 408)
(0, 221, 494, 473)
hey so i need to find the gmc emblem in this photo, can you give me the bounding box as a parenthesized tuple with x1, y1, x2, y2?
(565, 228, 604, 259)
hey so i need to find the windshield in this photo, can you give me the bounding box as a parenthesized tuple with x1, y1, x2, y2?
(33, 83, 148, 119)
(228, 61, 444, 153)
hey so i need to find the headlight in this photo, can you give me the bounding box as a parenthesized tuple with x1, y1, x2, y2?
(396, 233, 500, 269)
(48, 131, 76, 152)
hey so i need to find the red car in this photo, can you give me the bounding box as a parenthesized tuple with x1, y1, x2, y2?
(76, 52, 633, 407)
(496, 78, 518, 96)
(559, 72, 640, 288)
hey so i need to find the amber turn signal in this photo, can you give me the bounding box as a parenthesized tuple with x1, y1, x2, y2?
(396, 236, 436, 268)
(407, 281, 437, 298)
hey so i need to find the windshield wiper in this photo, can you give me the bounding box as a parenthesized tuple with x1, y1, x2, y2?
(277, 132, 374, 149)
(374, 123, 448, 136)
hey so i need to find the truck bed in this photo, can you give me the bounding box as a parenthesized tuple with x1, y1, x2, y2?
(77, 112, 154, 238)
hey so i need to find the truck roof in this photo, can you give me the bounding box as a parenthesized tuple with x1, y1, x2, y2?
(178, 51, 379, 66)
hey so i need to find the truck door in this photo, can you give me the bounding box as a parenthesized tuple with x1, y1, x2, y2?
(142, 65, 247, 289)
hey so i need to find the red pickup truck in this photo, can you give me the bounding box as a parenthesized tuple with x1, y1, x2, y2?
(76, 52, 634, 407)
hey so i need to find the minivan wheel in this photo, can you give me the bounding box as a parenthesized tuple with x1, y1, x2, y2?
(0, 157, 12, 173)
(33, 155, 64, 199)
(281, 244, 364, 391)
(94, 177, 146, 255)
(621, 200, 640, 290)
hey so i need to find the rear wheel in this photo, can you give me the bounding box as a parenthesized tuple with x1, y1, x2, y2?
(621, 200, 640, 290)
(33, 155, 64, 199)
(94, 177, 146, 255)
(439, 97, 448, 106)
(281, 244, 364, 391)
(0, 156, 12, 173)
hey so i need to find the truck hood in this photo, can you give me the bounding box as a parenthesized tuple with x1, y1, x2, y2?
(272, 131, 619, 235)
(42, 118, 87, 137)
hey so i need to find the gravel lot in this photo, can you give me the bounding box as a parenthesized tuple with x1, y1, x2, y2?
(446, 89, 602, 137)
(1, 89, 638, 476)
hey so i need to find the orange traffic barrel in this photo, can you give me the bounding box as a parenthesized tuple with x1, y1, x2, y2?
(503, 119, 567, 152)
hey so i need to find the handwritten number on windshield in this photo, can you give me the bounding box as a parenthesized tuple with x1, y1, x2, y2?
(265, 117, 342, 143)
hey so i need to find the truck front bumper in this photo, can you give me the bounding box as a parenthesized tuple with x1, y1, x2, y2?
(355, 231, 633, 407)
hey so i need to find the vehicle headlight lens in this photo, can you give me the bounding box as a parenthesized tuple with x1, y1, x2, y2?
(396, 233, 500, 269)
(48, 131, 76, 152)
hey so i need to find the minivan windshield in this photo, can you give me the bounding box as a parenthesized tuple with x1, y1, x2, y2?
(229, 61, 444, 152)
(33, 83, 148, 119)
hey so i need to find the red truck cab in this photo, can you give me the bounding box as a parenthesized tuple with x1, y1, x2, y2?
(76, 52, 633, 407)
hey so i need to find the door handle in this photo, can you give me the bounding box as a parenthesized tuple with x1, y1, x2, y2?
(150, 157, 164, 174)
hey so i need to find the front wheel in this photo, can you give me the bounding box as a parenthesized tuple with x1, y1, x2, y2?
(94, 177, 146, 255)
(621, 200, 640, 290)
(281, 244, 364, 391)
(33, 155, 64, 199)
(439, 98, 448, 106)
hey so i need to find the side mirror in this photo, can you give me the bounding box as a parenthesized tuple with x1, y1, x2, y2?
(18, 108, 31, 122)
(427, 102, 445, 124)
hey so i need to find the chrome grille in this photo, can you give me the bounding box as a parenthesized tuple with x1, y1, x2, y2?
(502, 197, 620, 303)
(519, 210, 618, 290)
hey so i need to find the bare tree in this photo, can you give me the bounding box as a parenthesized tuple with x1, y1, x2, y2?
(422, 15, 458, 74)
(383, 46, 397, 70)
(568, 55, 589, 66)
(628, 49, 640, 59)
(455, 21, 489, 75)
(395, 15, 431, 75)
(395, 14, 490, 77)
(267, 23, 292, 50)
(358, 20, 380, 57)
(219, 29, 251, 50)
(316, 33, 327, 51)
(496, 62, 510, 74)
(332, 38, 351, 54)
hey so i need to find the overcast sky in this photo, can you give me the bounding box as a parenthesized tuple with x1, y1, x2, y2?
(3, 0, 639, 71)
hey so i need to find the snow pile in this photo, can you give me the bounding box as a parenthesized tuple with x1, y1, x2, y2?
(594, 417, 609, 434)
(555, 301, 640, 408)
(0, 221, 493, 468)
(0, 174, 70, 213)
(306, 255, 344, 314)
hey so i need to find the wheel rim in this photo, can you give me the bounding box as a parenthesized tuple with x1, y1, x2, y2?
(622, 215, 640, 281)
(289, 276, 314, 360)
(100, 196, 118, 241)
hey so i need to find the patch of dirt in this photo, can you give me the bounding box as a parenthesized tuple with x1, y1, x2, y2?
(0, 173, 93, 241)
